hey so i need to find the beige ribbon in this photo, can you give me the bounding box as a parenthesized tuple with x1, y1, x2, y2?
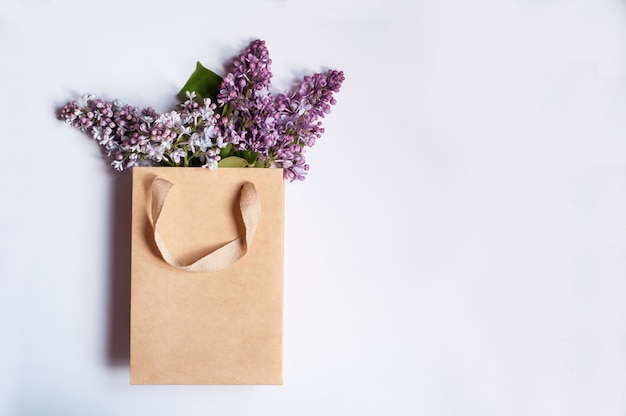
(150, 176, 261, 272)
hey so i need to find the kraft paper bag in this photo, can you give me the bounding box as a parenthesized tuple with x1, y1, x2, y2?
(130, 167, 284, 385)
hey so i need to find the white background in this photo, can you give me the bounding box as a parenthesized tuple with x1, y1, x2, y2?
(2, 0, 626, 414)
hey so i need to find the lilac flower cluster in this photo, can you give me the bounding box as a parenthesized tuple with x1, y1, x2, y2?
(217, 39, 345, 181)
(59, 39, 344, 181)
(217, 40, 277, 158)
(271, 69, 345, 180)
(60, 92, 224, 171)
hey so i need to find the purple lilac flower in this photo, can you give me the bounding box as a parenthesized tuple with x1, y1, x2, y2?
(60, 95, 150, 170)
(273, 69, 345, 147)
(59, 92, 225, 170)
(270, 69, 345, 180)
(217, 39, 278, 161)
(216, 39, 345, 180)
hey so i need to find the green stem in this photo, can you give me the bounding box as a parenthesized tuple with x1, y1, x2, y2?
(183, 145, 189, 167)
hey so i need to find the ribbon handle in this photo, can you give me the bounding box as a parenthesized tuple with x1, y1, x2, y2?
(150, 176, 261, 273)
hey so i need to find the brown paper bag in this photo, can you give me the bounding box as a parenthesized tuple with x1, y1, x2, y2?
(130, 167, 284, 385)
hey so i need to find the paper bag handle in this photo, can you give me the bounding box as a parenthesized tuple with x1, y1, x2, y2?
(150, 176, 261, 272)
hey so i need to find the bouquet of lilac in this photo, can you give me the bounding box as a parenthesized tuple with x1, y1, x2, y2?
(59, 39, 344, 181)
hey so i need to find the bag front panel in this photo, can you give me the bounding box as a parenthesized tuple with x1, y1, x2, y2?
(130, 167, 284, 385)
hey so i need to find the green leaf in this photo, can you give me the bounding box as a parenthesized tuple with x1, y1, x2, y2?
(178, 61, 223, 102)
(221, 103, 232, 119)
(218, 156, 249, 168)
(238, 150, 259, 166)
(253, 159, 266, 168)
(219, 143, 233, 159)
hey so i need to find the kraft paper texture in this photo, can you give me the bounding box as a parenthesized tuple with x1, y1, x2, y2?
(130, 167, 284, 385)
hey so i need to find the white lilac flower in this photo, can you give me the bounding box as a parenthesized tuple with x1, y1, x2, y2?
(170, 148, 186, 164)
(158, 111, 182, 127)
(111, 160, 124, 171)
(179, 125, 192, 136)
(202, 158, 219, 170)
(190, 132, 211, 153)
(204, 125, 215, 140)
